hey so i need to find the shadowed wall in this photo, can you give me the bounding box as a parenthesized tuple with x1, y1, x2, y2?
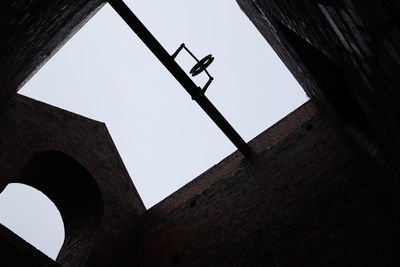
(236, 0, 400, 173)
(130, 102, 400, 266)
(0, 0, 104, 104)
(0, 94, 145, 266)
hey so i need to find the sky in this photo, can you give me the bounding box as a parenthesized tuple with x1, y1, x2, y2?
(0, 0, 307, 259)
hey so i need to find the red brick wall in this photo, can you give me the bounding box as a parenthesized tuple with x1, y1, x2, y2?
(130, 102, 400, 266)
(0, 95, 145, 266)
(149, 101, 318, 216)
(0, 0, 104, 104)
(236, 0, 400, 171)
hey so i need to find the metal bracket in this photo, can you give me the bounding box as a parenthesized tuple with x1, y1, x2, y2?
(171, 43, 214, 97)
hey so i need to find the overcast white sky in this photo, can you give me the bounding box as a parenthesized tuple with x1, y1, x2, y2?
(0, 0, 307, 259)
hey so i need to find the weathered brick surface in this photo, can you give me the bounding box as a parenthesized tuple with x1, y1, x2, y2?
(236, 0, 400, 167)
(0, 0, 104, 104)
(130, 102, 400, 266)
(150, 101, 318, 216)
(0, 94, 145, 266)
(2, 1, 400, 265)
(1, 99, 399, 266)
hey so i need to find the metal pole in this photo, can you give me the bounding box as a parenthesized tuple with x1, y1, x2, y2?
(108, 0, 252, 158)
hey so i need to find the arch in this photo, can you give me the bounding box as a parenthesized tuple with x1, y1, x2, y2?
(0, 183, 65, 259)
(14, 150, 104, 265)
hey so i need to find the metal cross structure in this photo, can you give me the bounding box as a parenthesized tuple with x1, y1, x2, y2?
(108, 0, 252, 158)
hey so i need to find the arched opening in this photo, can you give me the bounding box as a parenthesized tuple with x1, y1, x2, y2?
(11, 150, 104, 265)
(0, 183, 65, 259)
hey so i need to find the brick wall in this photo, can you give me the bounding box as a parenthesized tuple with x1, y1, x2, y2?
(1, 98, 399, 266)
(129, 102, 400, 266)
(0, 0, 104, 104)
(236, 0, 400, 169)
(0, 94, 145, 266)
